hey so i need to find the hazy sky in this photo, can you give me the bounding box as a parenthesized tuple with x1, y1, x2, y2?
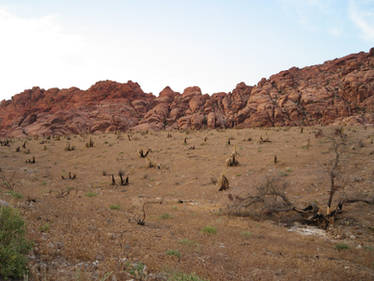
(0, 0, 373, 100)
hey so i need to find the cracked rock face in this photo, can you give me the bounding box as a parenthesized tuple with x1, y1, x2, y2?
(1, 49, 374, 137)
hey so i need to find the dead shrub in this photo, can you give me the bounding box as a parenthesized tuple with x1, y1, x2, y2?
(85, 137, 94, 148)
(25, 156, 35, 164)
(226, 138, 374, 229)
(137, 148, 151, 158)
(134, 200, 163, 226)
(61, 172, 76, 180)
(145, 158, 160, 169)
(258, 136, 271, 144)
(226, 176, 291, 220)
(118, 170, 129, 186)
(218, 174, 229, 191)
(226, 153, 239, 167)
(65, 143, 75, 151)
(0, 139, 10, 147)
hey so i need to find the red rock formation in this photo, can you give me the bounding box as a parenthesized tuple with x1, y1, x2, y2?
(0, 49, 373, 136)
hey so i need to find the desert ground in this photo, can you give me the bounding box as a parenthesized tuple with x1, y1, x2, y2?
(1, 126, 374, 281)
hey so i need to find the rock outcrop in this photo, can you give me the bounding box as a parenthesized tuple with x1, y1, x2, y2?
(1, 48, 374, 136)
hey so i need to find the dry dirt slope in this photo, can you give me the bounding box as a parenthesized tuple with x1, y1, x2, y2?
(1, 126, 374, 280)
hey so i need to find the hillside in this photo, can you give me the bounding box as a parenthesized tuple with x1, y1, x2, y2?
(1, 48, 373, 136)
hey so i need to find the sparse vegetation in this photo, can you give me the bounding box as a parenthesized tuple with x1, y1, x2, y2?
(166, 249, 181, 259)
(109, 204, 120, 210)
(160, 213, 172, 219)
(61, 171, 76, 180)
(226, 153, 239, 167)
(178, 238, 196, 246)
(137, 148, 151, 158)
(0, 206, 32, 280)
(127, 262, 145, 278)
(146, 158, 160, 169)
(86, 137, 94, 148)
(40, 223, 50, 232)
(7, 190, 23, 199)
(240, 231, 252, 239)
(65, 143, 75, 151)
(218, 174, 229, 191)
(25, 156, 35, 164)
(86, 192, 97, 197)
(0, 127, 373, 280)
(335, 243, 349, 251)
(201, 226, 217, 235)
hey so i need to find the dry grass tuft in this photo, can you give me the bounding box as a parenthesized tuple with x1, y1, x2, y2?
(25, 156, 35, 164)
(137, 148, 151, 158)
(218, 174, 229, 191)
(85, 137, 94, 148)
(226, 153, 239, 167)
(145, 158, 160, 169)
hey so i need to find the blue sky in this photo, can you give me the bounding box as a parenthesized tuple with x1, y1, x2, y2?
(0, 0, 373, 100)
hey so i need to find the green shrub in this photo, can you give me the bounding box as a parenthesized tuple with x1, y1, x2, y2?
(166, 249, 181, 259)
(39, 223, 50, 232)
(241, 231, 252, 239)
(6, 190, 23, 199)
(201, 226, 217, 235)
(178, 238, 195, 246)
(109, 204, 120, 210)
(335, 243, 349, 250)
(127, 262, 145, 277)
(0, 206, 32, 279)
(86, 192, 97, 197)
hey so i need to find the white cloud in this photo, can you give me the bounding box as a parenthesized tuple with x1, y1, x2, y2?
(349, 0, 374, 42)
(0, 8, 88, 99)
(0, 7, 236, 100)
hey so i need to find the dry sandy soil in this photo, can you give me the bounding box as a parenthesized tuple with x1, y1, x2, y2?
(1, 126, 374, 281)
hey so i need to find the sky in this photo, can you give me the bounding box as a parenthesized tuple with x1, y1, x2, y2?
(0, 0, 373, 100)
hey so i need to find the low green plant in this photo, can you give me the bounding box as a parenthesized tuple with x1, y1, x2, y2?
(166, 249, 181, 259)
(128, 262, 145, 277)
(86, 192, 97, 197)
(201, 226, 217, 235)
(0, 206, 32, 279)
(109, 204, 120, 210)
(178, 238, 195, 246)
(335, 243, 349, 250)
(160, 213, 172, 219)
(279, 171, 289, 177)
(7, 190, 23, 199)
(40, 223, 50, 232)
(241, 231, 252, 239)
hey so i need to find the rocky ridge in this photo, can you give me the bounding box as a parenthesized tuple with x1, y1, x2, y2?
(1, 48, 374, 136)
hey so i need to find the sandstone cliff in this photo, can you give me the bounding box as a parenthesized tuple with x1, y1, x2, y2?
(1, 48, 373, 136)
